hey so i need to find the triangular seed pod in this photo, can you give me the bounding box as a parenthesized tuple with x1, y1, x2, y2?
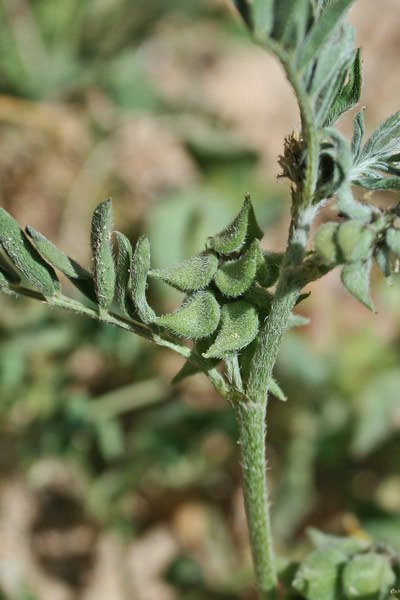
(154, 291, 220, 339)
(0, 208, 60, 298)
(386, 228, 400, 256)
(208, 195, 263, 255)
(314, 222, 340, 265)
(337, 221, 375, 262)
(150, 252, 219, 292)
(90, 199, 116, 311)
(131, 235, 156, 324)
(203, 301, 259, 359)
(341, 258, 375, 312)
(214, 241, 259, 297)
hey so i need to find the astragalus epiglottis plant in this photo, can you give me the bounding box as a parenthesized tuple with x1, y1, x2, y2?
(1, 1, 400, 599)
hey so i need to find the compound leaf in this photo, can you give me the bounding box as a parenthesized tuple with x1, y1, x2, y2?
(150, 251, 218, 292)
(90, 199, 116, 311)
(154, 290, 220, 339)
(0, 208, 60, 297)
(203, 301, 259, 359)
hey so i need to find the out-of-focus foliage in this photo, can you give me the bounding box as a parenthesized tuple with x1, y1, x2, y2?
(0, 1, 400, 599)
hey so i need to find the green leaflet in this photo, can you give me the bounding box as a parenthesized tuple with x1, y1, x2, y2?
(114, 232, 135, 317)
(314, 222, 340, 265)
(214, 240, 258, 297)
(203, 301, 259, 359)
(0, 252, 21, 286)
(271, 0, 312, 53)
(297, 0, 354, 70)
(208, 195, 263, 255)
(336, 221, 375, 262)
(354, 176, 400, 191)
(361, 110, 400, 162)
(342, 554, 395, 600)
(90, 199, 116, 311)
(26, 225, 97, 303)
(386, 228, 400, 256)
(287, 313, 310, 328)
(292, 547, 347, 600)
(341, 258, 374, 311)
(325, 47, 362, 126)
(269, 378, 287, 401)
(351, 109, 365, 163)
(131, 234, 156, 323)
(252, 0, 274, 39)
(154, 291, 220, 339)
(307, 528, 369, 555)
(0, 208, 60, 297)
(150, 251, 219, 292)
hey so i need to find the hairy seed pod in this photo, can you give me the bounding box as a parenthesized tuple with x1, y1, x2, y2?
(203, 301, 259, 359)
(208, 195, 263, 255)
(131, 235, 155, 323)
(386, 228, 400, 256)
(314, 222, 340, 265)
(342, 553, 395, 600)
(150, 251, 219, 292)
(214, 240, 259, 297)
(154, 291, 220, 339)
(337, 220, 374, 262)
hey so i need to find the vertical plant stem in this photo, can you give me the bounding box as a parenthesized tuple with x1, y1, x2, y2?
(234, 399, 277, 600)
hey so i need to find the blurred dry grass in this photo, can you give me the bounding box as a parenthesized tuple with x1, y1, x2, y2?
(1, 2, 400, 599)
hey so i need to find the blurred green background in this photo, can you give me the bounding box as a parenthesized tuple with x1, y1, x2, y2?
(0, 1, 400, 599)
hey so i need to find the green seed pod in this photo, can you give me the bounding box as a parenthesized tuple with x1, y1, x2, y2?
(203, 301, 259, 359)
(150, 251, 219, 292)
(214, 241, 259, 297)
(342, 553, 395, 600)
(154, 291, 220, 339)
(341, 259, 374, 312)
(0, 208, 60, 297)
(0, 251, 21, 287)
(131, 234, 156, 323)
(386, 227, 400, 256)
(90, 199, 116, 310)
(337, 220, 375, 262)
(243, 285, 273, 313)
(314, 222, 340, 265)
(208, 195, 263, 255)
(26, 225, 97, 303)
(292, 548, 347, 600)
(114, 232, 135, 317)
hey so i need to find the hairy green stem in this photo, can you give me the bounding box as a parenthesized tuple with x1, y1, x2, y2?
(234, 400, 276, 600)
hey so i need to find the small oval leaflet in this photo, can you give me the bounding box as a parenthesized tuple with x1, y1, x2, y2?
(341, 258, 374, 312)
(208, 195, 263, 255)
(114, 231, 135, 317)
(342, 553, 395, 600)
(26, 225, 97, 303)
(0, 208, 60, 298)
(154, 290, 220, 339)
(214, 241, 259, 297)
(131, 234, 156, 323)
(314, 222, 340, 265)
(90, 199, 116, 311)
(292, 547, 347, 600)
(386, 228, 400, 256)
(203, 301, 259, 359)
(150, 251, 219, 292)
(337, 220, 375, 262)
